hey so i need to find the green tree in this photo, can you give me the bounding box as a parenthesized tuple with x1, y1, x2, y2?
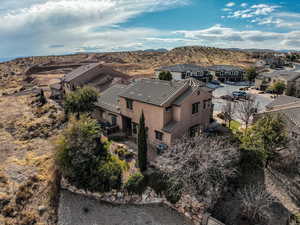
(158, 71, 172, 81)
(138, 111, 148, 172)
(268, 81, 286, 96)
(64, 86, 98, 119)
(240, 114, 288, 167)
(245, 67, 258, 83)
(124, 172, 147, 195)
(56, 115, 122, 192)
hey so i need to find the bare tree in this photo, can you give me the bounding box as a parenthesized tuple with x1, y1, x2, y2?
(158, 135, 240, 209)
(222, 101, 236, 128)
(238, 185, 276, 224)
(236, 95, 259, 130)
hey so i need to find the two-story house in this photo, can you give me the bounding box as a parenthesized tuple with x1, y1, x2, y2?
(255, 95, 300, 139)
(207, 65, 245, 82)
(95, 78, 213, 146)
(255, 71, 300, 97)
(155, 64, 212, 82)
(50, 63, 130, 99)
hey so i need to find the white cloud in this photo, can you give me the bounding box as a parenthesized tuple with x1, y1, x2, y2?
(174, 25, 300, 50)
(228, 4, 280, 19)
(222, 8, 232, 12)
(0, 0, 188, 57)
(226, 2, 235, 7)
(241, 3, 248, 8)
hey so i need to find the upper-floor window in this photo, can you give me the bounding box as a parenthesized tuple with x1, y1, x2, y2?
(132, 122, 138, 134)
(126, 99, 133, 110)
(111, 114, 117, 126)
(155, 130, 164, 141)
(192, 102, 200, 114)
(166, 106, 172, 112)
(203, 99, 211, 109)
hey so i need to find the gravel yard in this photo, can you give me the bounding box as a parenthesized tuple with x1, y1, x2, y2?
(58, 190, 193, 225)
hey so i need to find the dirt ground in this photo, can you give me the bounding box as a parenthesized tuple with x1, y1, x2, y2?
(0, 93, 63, 225)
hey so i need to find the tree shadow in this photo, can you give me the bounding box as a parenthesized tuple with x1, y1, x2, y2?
(211, 150, 291, 225)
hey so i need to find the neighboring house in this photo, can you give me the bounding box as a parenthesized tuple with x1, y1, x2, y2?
(95, 78, 214, 147)
(264, 56, 286, 67)
(207, 65, 245, 82)
(50, 63, 130, 99)
(255, 71, 300, 97)
(256, 95, 300, 138)
(155, 64, 212, 82)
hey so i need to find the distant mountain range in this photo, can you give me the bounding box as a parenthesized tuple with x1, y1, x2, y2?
(226, 48, 299, 53)
(0, 57, 17, 63)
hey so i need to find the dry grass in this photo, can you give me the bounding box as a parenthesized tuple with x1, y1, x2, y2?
(0, 94, 63, 225)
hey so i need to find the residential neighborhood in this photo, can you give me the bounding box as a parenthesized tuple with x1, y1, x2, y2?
(1, 1, 300, 224)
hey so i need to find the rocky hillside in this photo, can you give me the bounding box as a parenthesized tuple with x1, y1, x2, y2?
(0, 46, 255, 78)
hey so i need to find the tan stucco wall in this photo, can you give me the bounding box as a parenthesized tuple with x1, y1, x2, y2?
(171, 89, 212, 142)
(93, 107, 122, 128)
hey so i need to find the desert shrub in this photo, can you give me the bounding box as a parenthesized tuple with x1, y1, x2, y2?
(164, 176, 183, 204)
(238, 185, 277, 225)
(145, 169, 182, 203)
(146, 170, 168, 196)
(124, 172, 147, 195)
(158, 135, 240, 208)
(97, 156, 123, 192)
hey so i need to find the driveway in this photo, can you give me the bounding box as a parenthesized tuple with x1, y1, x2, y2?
(58, 190, 193, 225)
(212, 84, 273, 113)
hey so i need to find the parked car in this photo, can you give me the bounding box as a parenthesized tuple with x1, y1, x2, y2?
(156, 143, 168, 154)
(220, 95, 234, 101)
(211, 80, 221, 85)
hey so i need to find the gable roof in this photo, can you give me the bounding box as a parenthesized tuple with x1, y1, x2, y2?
(156, 64, 209, 72)
(260, 71, 300, 82)
(63, 63, 130, 83)
(119, 78, 210, 107)
(266, 96, 300, 110)
(95, 84, 128, 113)
(63, 63, 100, 82)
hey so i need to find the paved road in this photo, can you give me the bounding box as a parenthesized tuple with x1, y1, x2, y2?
(58, 190, 193, 225)
(212, 84, 272, 113)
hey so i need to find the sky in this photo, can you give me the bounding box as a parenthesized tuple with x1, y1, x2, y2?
(1, 0, 300, 59)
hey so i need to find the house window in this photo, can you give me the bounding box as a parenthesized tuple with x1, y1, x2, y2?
(192, 102, 200, 114)
(203, 99, 211, 109)
(126, 99, 133, 110)
(111, 115, 117, 126)
(190, 125, 201, 138)
(155, 130, 164, 141)
(132, 122, 138, 135)
(166, 106, 172, 112)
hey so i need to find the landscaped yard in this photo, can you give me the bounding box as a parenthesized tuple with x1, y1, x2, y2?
(229, 120, 241, 132)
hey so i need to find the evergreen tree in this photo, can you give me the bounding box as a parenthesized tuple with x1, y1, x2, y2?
(64, 86, 98, 119)
(159, 71, 172, 81)
(138, 111, 148, 172)
(39, 89, 47, 106)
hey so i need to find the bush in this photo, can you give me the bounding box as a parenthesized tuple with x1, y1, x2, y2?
(114, 147, 134, 160)
(56, 115, 123, 192)
(164, 176, 183, 204)
(124, 172, 147, 195)
(97, 156, 123, 192)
